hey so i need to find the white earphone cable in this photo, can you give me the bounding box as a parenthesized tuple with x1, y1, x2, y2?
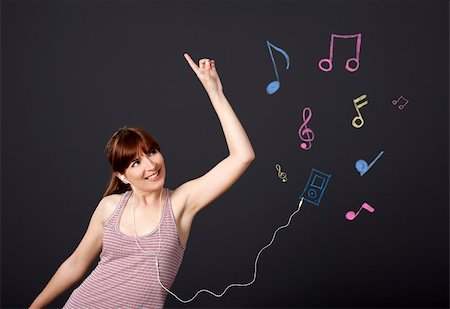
(132, 189, 163, 256)
(156, 198, 304, 303)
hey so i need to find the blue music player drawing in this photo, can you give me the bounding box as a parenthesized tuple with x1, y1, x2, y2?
(300, 168, 331, 206)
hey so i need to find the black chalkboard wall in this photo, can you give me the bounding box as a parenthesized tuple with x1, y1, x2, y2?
(1, 0, 449, 308)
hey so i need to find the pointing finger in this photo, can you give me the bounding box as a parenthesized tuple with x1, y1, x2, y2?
(184, 53, 199, 73)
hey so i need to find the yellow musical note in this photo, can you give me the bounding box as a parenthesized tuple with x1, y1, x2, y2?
(275, 164, 288, 183)
(352, 94, 368, 128)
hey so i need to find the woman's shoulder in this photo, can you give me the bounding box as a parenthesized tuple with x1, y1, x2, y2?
(97, 193, 125, 223)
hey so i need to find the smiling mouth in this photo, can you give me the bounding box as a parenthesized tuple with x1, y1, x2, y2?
(144, 170, 160, 181)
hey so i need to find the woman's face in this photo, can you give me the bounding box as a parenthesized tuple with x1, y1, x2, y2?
(122, 148, 165, 192)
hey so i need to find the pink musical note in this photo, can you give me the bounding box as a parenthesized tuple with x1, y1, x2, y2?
(298, 107, 315, 150)
(345, 202, 375, 221)
(392, 95, 410, 110)
(319, 33, 362, 72)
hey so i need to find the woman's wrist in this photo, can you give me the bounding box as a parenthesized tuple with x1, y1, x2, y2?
(207, 88, 225, 100)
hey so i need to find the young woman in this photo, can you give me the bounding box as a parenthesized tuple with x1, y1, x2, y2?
(29, 53, 255, 308)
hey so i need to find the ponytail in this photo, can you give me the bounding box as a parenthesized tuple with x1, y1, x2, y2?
(104, 173, 130, 197)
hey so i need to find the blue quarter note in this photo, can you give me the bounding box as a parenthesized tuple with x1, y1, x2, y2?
(355, 150, 384, 176)
(266, 40, 290, 95)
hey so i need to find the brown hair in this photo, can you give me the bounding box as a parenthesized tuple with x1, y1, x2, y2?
(103, 127, 161, 196)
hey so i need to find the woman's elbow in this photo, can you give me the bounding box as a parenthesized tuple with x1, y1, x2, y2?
(248, 150, 256, 163)
(230, 149, 255, 167)
(241, 150, 255, 166)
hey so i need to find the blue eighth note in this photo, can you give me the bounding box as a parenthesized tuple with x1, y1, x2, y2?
(266, 40, 290, 95)
(355, 150, 384, 176)
(300, 168, 331, 206)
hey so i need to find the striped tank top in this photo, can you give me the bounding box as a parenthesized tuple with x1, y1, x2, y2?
(64, 189, 185, 309)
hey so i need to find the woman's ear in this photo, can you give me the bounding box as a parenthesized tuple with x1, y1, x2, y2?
(115, 172, 128, 184)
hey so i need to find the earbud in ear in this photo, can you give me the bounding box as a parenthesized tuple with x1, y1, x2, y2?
(120, 175, 128, 184)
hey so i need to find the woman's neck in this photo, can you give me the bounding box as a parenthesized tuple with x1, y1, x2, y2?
(131, 188, 164, 208)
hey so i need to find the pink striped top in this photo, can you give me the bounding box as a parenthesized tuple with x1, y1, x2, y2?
(64, 189, 185, 309)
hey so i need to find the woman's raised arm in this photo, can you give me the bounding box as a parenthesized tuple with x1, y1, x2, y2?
(173, 53, 255, 219)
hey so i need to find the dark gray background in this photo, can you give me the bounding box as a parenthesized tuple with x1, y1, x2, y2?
(1, 0, 449, 308)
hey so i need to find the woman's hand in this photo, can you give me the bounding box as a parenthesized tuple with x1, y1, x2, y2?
(184, 53, 223, 95)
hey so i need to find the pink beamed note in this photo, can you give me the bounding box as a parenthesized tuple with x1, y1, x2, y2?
(319, 33, 362, 72)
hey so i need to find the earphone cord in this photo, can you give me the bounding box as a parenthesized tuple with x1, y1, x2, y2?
(133, 189, 163, 256)
(156, 198, 304, 303)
